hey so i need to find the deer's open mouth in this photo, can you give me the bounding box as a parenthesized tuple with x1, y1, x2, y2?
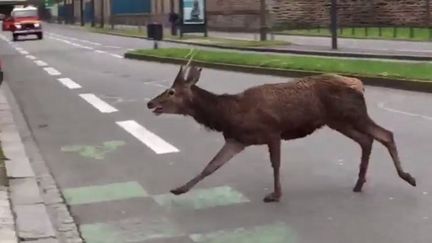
(152, 107, 163, 115)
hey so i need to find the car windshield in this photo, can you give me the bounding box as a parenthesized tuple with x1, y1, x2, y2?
(12, 9, 38, 18)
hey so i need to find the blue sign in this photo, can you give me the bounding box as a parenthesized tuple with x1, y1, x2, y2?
(182, 0, 205, 24)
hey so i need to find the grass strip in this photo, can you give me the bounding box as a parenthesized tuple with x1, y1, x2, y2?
(127, 48, 432, 81)
(87, 27, 290, 48)
(276, 27, 432, 41)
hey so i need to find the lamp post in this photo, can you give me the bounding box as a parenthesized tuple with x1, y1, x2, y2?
(259, 0, 267, 41)
(330, 0, 338, 49)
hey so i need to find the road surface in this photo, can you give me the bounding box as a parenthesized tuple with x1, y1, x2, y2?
(1, 24, 432, 243)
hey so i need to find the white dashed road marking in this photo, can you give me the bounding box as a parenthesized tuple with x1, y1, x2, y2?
(19, 50, 29, 55)
(81, 46, 94, 50)
(43, 67, 61, 76)
(378, 102, 432, 121)
(79, 94, 118, 113)
(57, 78, 82, 89)
(116, 120, 180, 154)
(94, 50, 106, 54)
(34, 60, 48, 66)
(110, 54, 123, 58)
(26, 55, 36, 60)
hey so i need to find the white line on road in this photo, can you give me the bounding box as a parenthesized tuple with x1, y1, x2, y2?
(116, 120, 180, 154)
(26, 55, 36, 60)
(80, 46, 94, 50)
(94, 50, 106, 54)
(378, 102, 432, 121)
(110, 54, 123, 58)
(79, 93, 118, 113)
(34, 60, 48, 66)
(43, 67, 62, 76)
(81, 40, 102, 46)
(105, 45, 121, 49)
(19, 50, 29, 55)
(57, 78, 82, 89)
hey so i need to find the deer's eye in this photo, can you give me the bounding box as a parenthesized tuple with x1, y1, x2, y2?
(167, 89, 175, 96)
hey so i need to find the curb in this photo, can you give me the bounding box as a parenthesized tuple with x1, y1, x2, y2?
(90, 29, 432, 61)
(124, 53, 432, 93)
(0, 83, 83, 243)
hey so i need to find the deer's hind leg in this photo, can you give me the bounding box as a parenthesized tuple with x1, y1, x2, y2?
(359, 119, 416, 187)
(328, 123, 373, 192)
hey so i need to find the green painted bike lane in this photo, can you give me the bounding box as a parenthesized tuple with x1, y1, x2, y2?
(63, 181, 298, 243)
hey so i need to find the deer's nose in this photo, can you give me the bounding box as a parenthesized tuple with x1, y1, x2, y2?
(147, 101, 155, 109)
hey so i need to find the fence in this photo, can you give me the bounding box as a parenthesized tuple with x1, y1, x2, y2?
(269, 0, 432, 41)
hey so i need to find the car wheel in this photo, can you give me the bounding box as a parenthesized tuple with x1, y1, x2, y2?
(12, 34, 18, 41)
(37, 33, 43, 40)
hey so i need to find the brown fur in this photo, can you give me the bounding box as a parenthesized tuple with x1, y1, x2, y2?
(147, 66, 415, 203)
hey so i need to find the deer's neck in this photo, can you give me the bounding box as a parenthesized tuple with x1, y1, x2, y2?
(187, 86, 236, 132)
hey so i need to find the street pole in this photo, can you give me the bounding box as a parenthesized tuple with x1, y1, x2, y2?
(330, 0, 338, 49)
(259, 0, 267, 41)
(426, 0, 431, 25)
(80, 0, 84, 26)
(63, 0, 66, 24)
(91, 0, 95, 27)
(100, 0, 105, 28)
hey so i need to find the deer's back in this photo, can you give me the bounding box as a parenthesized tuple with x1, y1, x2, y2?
(224, 74, 366, 144)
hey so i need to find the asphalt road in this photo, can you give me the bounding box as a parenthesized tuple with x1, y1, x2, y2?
(1, 24, 432, 243)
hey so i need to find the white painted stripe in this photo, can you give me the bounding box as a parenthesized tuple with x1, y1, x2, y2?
(378, 103, 432, 121)
(19, 50, 29, 55)
(15, 47, 23, 51)
(105, 45, 121, 49)
(81, 46, 94, 50)
(26, 55, 36, 60)
(57, 78, 82, 89)
(82, 40, 102, 46)
(79, 94, 118, 113)
(94, 50, 106, 54)
(34, 60, 48, 66)
(43, 67, 61, 76)
(110, 54, 123, 58)
(116, 120, 179, 154)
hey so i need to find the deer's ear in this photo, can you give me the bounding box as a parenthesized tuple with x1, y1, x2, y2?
(185, 66, 202, 86)
(173, 65, 185, 86)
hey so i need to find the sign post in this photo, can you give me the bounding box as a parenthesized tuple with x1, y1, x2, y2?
(179, 0, 207, 38)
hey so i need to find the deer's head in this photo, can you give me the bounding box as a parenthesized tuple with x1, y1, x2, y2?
(147, 62, 202, 116)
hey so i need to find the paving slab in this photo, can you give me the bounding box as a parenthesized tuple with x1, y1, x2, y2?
(9, 178, 43, 205)
(14, 204, 56, 240)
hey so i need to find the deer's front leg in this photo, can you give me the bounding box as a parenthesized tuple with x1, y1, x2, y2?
(170, 139, 245, 195)
(264, 139, 282, 203)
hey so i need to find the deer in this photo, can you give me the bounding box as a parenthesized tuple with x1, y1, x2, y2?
(146, 57, 416, 203)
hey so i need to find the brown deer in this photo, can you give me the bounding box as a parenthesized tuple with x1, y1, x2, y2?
(147, 61, 416, 203)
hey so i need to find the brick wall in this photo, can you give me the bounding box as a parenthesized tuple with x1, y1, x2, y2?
(207, 0, 432, 31)
(206, 0, 261, 31)
(269, 0, 432, 29)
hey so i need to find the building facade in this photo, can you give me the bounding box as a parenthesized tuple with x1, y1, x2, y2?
(52, 0, 432, 31)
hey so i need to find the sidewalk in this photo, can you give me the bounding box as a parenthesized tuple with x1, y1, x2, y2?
(0, 83, 82, 243)
(99, 24, 432, 60)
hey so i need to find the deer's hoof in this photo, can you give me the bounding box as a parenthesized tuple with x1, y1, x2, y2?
(170, 187, 188, 195)
(353, 179, 366, 192)
(401, 172, 416, 187)
(353, 184, 363, 192)
(263, 192, 281, 203)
